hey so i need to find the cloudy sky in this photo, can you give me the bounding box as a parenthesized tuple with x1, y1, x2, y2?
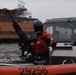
(0, 0, 76, 22)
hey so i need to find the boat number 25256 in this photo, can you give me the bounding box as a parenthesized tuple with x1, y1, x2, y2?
(19, 67, 48, 75)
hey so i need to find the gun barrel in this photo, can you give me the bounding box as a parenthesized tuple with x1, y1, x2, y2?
(4, 9, 24, 39)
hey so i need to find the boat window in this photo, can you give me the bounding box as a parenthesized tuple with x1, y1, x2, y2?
(0, 18, 2, 21)
(44, 22, 76, 42)
(55, 26, 72, 40)
(7, 18, 11, 22)
(43, 24, 53, 34)
(74, 29, 76, 33)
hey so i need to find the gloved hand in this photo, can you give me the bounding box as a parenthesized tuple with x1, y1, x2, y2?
(51, 41, 57, 48)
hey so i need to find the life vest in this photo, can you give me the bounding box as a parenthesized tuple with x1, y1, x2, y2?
(31, 34, 49, 53)
(42, 32, 57, 43)
(30, 32, 56, 53)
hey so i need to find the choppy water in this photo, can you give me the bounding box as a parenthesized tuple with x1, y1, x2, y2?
(0, 43, 21, 62)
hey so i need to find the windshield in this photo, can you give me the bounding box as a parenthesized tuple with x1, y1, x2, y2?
(44, 22, 76, 42)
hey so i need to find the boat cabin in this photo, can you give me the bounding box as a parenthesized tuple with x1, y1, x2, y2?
(44, 17, 76, 65)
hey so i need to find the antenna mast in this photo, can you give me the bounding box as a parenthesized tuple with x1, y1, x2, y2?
(18, 0, 25, 8)
(17, 0, 32, 18)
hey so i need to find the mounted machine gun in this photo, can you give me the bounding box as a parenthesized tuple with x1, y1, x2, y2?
(4, 9, 38, 62)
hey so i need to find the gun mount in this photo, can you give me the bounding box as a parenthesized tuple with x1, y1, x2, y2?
(4, 9, 37, 59)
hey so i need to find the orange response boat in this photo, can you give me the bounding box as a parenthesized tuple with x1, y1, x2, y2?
(0, 63, 76, 75)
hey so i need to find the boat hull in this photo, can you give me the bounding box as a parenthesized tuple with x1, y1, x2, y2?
(0, 63, 76, 75)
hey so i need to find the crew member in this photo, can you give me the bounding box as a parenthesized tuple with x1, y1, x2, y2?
(30, 20, 57, 65)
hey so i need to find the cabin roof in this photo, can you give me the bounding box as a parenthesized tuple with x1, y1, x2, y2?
(44, 17, 76, 24)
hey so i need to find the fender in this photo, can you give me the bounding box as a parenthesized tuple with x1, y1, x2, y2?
(0, 64, 76, 75)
